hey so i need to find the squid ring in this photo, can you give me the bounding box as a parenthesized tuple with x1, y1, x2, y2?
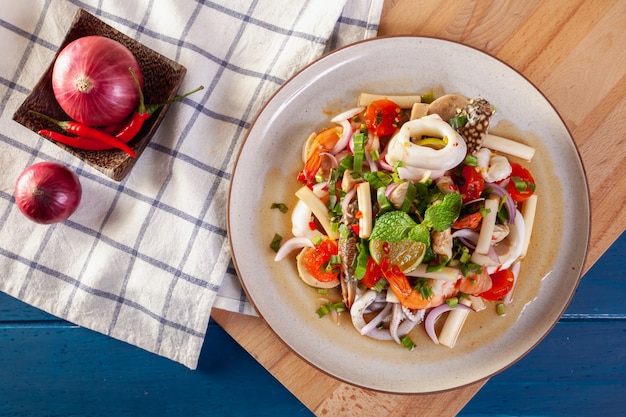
(385, 114, 467, 171)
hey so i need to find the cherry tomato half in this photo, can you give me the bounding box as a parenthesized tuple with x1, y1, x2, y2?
(459, 165, 485, 203)
(300, 239, 339, 282)
(480, 269, 515, 301)
(359, 257, 384, 289)
(365, 99, 401, 137)
(506, 163, 536, 202)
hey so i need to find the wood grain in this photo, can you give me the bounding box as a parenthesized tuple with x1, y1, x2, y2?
(213, 1, 626, 416)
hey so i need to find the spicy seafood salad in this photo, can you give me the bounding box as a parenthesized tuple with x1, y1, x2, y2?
(272, 88, 538, 350)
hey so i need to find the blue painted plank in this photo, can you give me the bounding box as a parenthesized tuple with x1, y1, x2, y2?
(0, 320, 312, 417)
(0, 233, 623, 416)
(459, 230, 626, 417)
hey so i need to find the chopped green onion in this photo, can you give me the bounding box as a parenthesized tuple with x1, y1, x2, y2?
(464, 154, 478, 166)
(376, 187, 392, 213)
(311, 235, 323, 246)
(421, 91, 435, 104)
(352, 132, 367, 173)
(512, 176, 536, 193)
(333, 302, 346, 313)
(317, 288, 328, 295)
(445, 297, 459, 308)
(372, 277, 388, 293)
(369, 149, 380, 161)
(400, 335, 416, 350)
(269, 233, 282, 252)
(496, 303, 506, 316)
(354, 240, 370, 280)
(426, 257, 448, 272)
(316, 301, 346, 318)
(415, 278, 433, 300)
(459, 247, 472, 264)
(449, 114, 467, 129)
(270, 202, 288, 213)
(316, 303, 332, 318)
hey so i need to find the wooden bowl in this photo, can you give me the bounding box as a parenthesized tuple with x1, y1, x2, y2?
(13, 8, 187, 181)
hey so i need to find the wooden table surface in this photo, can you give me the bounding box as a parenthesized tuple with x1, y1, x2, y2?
(211, 1, 626, 416)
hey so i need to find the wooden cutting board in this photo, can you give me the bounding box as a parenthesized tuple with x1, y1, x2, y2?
(213, 1, 626, 415)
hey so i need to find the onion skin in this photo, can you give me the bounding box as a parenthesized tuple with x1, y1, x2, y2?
(14, 162, 82, 224)
(52, 36, 143, 127)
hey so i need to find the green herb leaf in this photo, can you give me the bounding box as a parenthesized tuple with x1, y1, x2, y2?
(370, 211, 417, 242)
(422, 192, 462, 232)
(407, 223, 430, 246)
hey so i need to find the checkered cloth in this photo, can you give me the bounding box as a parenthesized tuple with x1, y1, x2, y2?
(0, 0, 383, 369)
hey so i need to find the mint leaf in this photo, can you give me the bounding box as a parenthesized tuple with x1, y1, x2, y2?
(370, 211, 417, 242)
(408, 223, 430, 246)
(423, 192, 462, 232)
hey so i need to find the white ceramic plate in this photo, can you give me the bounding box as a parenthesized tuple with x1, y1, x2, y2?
(228, 37, 589, 393)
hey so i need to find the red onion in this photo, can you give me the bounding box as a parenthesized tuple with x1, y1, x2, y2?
(14, 162, 82, 224)
(52, 36, 143, 126)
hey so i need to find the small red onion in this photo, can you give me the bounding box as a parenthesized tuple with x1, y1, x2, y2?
(52, 36, 143, 126)
(14, 162, 82, 224)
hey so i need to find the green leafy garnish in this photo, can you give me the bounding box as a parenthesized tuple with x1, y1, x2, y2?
(271, 202, 288, 213)
(422, 192, 462, 232)
(269, 233, 282, 252)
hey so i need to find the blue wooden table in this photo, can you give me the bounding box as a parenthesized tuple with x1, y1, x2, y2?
(1, 230, 624, 416)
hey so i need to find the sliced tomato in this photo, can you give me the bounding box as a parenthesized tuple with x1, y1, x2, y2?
(300, 239, 339, 282)
(359, 257, 384, 289)
(506, 163, 535, 202)
(480, 269, 515, 301)
(365, 99, 401, 137)
(459, 165, 485, 203)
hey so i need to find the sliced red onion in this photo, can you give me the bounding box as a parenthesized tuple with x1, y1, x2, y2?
(486, 182, 516, 223)
(424, 303, 473, 344)
(331, 118, 353, 154)
(274, 236, 314, 261)
(377, 154, 394, 172)
(384, 182, 399, 200)
(341, 187, 357, 216)
(452, 229, 479, 249)
(319, 152, 338, 170)
(464, 197, 486, 206)
(331, 106, 364, 123)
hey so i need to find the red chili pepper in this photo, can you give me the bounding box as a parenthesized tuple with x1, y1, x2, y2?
(114, 67, 204, 142)
(38, 129, 135, 157)
(32, 111, 136, 158)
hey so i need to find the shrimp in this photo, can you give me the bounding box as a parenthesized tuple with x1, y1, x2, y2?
(383, 265, 458, 310)
(298, 126, 343, 185)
